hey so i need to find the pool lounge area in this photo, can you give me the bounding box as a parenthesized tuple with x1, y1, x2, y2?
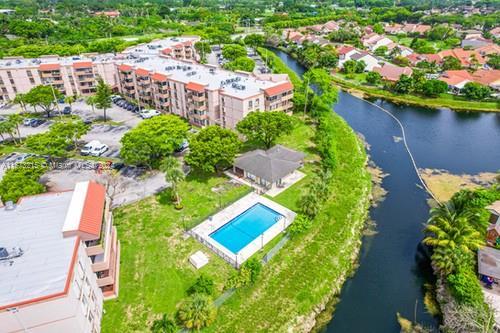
(190, 192, 296, 267)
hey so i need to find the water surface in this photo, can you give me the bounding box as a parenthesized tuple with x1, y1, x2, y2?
(273, 49, 500, 333)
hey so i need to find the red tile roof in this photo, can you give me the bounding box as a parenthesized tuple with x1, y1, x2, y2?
(264, 81, 294, 96)
(373, 64, 413, 82)
(151, 73, 168, 82)
(39, 63, 60, 71)
(185, 82, 206, 92)
(472, 69, 500, 86)
(162, 48, 172, 55)
(439, 70, 473, 86)
(118, 64, 132, 72)
(72, 61, 93, 69)
(78, 181, 106, 237)
(135, 68, 150, 76)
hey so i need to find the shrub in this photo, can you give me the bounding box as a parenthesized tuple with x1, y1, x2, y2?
(187, 275, 215, 296)
(176, 294, 217, 330)
(226, 258, 262, 288)
(0, 157, 48, 203)
(150, 314, 177, 333)
(288, 215, 313, 237)
(447, 269, 485, 307)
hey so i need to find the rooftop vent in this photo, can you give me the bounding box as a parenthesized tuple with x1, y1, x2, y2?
(4, 201, 15, 211)
(0, 247, 23, 261)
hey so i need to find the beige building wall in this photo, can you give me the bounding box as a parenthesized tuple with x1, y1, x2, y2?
(0, 242, 104, 333)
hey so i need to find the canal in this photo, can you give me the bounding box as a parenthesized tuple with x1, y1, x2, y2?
(272, 49, 500, 333)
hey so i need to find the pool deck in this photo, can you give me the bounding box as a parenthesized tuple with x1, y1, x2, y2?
(189, 192, 296, 267)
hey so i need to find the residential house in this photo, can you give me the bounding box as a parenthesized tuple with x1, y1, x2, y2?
(406, 53, 442, 67)
(362, 33, 393, 51)
(490, 27, 500, 39)
(373, 63, 413, 82)
(94, 11, 120, 18)
(486, 201, 500, 247)
(233, 145, 305, 190)
(438, 70, 473, 92)
(350, 51, 381, 71)
(461, 36, 493, 49)
(438, 48, 486, 68)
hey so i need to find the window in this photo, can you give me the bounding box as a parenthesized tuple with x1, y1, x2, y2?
(7, 71, 12, 78)
(27, 70, 33, 77)
(29, 78, 35, 84)
(248, 100, 253, 108)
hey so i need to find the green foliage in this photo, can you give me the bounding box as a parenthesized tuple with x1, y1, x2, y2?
(487, 54, 500, 70)
(150, 314, 177, 333)
(25, 131, 70, 159)
(374, 45, 388, 56)
(227, 258, 262, 289)
(120, 115, 188, 168)
(187, 275, 215, 296)
(185, 126, 241, 173)
(342, 60, 357, 74)
(410, 38, 436, 54)
(447, 269, 485, 307)
(222, 44, 247, 61)
(426, 25, 454, 41)
(366, 71, 382, 85)
(421, 79, 448, 97)
(462, 82, 491, 100)
(394, 74, 414, 94)
(243, 34, 265, 50)
(441, 56, 462, 70)
(49, 119, 90, 150)
(94, 78, 112, 121)
(24, 85, 63, 117)
(194, 41, 211, 61)
(176, 294, 217, 330)
(288, 214, 313, 237)
(160, 156, 185, 206)
(300, 170, 332, 219)
(0, 157, 48, 203)
(224, 57, 255, 72)
(236, 111, 294, 149)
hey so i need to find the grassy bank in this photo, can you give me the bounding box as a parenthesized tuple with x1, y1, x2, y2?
(206, 50, 372, 332)
(331, 73, 499, 113)
(102, 173, 251, 332)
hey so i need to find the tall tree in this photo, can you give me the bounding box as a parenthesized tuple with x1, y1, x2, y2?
(185, 126, 241, 173)
(0, 157, 48, 203)
(94, 77, 112, 122)
(49, 119, 90, 151)
(236, 111, 294, 148)
(160, 156, 185, 207)
(24, 85, 63, 118)
(120, 115, 188, 168)
(13, 93, 28, 112)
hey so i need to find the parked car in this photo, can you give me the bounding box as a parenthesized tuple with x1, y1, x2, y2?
(175, 139, 189, 153)
(80, 140, 109, 157)
(63, 106, 71, 114)
(15, 153, 34, 163)
(23, 118, 33, 126)
(139, 109, 160, 119)
(30, 119, 46, 127)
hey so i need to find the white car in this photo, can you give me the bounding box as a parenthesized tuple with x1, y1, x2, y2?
(139, 109, 160, 119)
(80, 140, 109, 157)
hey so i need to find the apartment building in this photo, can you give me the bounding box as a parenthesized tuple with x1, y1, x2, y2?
(0, 36, 294, 129)
(116, 58, 294, 128)
(0, 37, 199, 103)
(0, 181, 120, 333)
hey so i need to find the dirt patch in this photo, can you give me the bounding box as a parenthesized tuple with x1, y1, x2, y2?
(367, 161, 388, 207)
(420, 168, 499, 203)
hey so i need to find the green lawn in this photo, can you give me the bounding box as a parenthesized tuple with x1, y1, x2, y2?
(102, 173, 251, 332)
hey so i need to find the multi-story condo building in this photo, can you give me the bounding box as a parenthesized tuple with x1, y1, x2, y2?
(0, 181, 119, 333)
(0, 36, 294, 129)
(0, 37, 199, 103)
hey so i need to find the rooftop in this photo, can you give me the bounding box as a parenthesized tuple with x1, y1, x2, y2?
(0, 191, 78, 310)
(234, 145, 305, 183)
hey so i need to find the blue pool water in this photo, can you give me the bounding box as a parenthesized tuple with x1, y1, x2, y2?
(210, 203, 283, 254)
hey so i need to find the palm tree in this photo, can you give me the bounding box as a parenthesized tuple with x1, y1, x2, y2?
(160, 156, 185, 206)
(150, 314, 177, 333)
(7, 114, 23, 141)
(176, 294, 217, 330)
(94, 78, 112, 122)
(86, 95, 97, 113)
(424, 204, 484, 276)
(13, 93, 27, 113)
(64, 95, 76, 109)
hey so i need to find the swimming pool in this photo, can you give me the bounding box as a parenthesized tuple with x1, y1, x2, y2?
(209, 203, 284, 254)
